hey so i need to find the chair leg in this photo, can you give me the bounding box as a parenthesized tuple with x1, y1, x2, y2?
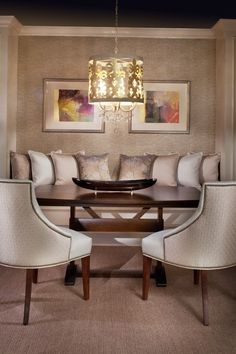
(193, 270, 200, 285)
(201, 270, 209, 326)
(81, 256, 90, 300)
(33, 269, 38, 284)
(23, 269, 33, 325)
(142, 255, 152, 300)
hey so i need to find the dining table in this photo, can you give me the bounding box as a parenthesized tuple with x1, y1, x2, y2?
(36, 183, 200, 286)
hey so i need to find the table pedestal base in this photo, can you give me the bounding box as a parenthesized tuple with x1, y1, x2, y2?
(155, 261, 167, 287)
(64, 261, 167, 287)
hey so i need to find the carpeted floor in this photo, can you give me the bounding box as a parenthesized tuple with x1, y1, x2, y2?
(0, 246, 236, 354)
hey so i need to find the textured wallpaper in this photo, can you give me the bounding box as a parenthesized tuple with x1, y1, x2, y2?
(17, 36, 215, 173)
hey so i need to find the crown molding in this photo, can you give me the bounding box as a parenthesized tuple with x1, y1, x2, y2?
(19, 25, 215, 39)
(0, 16, 22, 34)
(213, 19, 236, 38)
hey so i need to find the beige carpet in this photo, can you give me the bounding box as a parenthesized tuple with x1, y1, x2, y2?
(0, 246, 236, 354)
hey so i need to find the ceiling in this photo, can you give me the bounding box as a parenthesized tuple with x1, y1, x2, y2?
(0, 0, 236, 28)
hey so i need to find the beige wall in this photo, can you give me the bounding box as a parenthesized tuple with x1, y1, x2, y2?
(17, 36, 215, 174)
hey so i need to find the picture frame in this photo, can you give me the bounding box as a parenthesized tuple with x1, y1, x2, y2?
(129, 80, 190, 134)
(43, 79, 105, 133)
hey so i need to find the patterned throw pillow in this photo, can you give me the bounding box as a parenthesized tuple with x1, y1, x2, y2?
(118, 154, 155, 180)
(10, 151, 31, 180)
(76, 153, 111, 181)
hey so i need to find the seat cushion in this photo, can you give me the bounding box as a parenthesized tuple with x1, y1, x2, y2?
(60, 227, 92, 259)
(142, 229, 173, 260)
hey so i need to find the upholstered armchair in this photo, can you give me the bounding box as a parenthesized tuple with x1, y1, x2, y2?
(142, 182, 236, 325)
(0, 179, 92, 325)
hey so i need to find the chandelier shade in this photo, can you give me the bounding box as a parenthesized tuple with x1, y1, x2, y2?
(88, 55, 144, 107)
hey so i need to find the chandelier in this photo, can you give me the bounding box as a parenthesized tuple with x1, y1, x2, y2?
(88, 0, 144, 122)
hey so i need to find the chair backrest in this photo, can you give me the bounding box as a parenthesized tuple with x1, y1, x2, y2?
(0, 179, 71, 268)
(164, 182, 236, 269)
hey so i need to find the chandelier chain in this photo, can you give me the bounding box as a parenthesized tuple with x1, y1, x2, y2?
(114, 0, 118, 55)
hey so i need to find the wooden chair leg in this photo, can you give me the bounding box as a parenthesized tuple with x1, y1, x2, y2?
(81, 256, 90, 300)
(142, 255, 152, 300)
(193, 270, 200, 285)
(201, 270, 209, 326)
(33, 269, 38, 284)
(23, 269, 33, 325)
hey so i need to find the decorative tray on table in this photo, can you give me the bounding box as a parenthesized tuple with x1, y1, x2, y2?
(72, 178, 157, 192)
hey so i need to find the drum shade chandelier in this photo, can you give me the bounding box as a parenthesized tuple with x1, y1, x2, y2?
(88, 0, 144, 121)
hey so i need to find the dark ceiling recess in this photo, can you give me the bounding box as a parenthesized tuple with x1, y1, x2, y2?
(0, 0, 236, 27)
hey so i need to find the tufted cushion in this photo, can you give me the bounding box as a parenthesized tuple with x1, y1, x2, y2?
(28, 150, 62, 187)
(10, 151, 31, 180)
(76, 153, 111, 181)
(177, 152, 203, 188)
(118, 154, 155, 180)
(51, 151, 84, 185)
(152, 154, 179, 186)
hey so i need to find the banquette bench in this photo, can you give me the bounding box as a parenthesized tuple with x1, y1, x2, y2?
(10, 150, 220, 232)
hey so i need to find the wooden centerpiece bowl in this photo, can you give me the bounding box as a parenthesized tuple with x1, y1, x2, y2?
(72, 178, 157, 192)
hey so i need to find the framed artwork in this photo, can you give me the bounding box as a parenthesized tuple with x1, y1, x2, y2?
(129, 80, 190, 134)
(43, 79, 104, 132)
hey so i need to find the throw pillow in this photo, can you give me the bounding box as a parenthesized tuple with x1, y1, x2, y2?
(10, 151, 31, 180)
(200, 153, 220, 183)
(76, 153, 111, 181)
(118, 154, 155, 180)
(51, 151, 84, 185)
(177, 152, 203, 188)
(152, 154, 179, 186)
(28, 150, 61, 187)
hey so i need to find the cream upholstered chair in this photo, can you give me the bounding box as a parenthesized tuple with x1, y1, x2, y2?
(0, 179, 92, 325)
(142, 182, 236, 326)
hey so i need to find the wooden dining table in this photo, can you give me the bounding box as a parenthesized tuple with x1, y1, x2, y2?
(36, 183, 200, 286)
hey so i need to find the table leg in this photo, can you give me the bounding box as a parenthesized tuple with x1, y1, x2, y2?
(155, 208, 167, 287)
(69, 206, 76, 229)
(155, 261, 167, 287)
(64, 261, 77, 286)
(64, 206, 77, 285)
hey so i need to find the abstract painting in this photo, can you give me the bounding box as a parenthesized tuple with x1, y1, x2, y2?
(43, 79, 104, 132)
(129, 81, 190, 133)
